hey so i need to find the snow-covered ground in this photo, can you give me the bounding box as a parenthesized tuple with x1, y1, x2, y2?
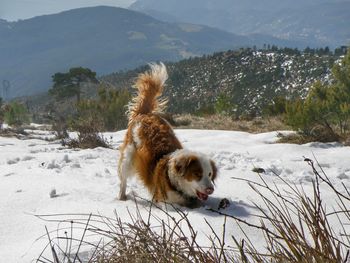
(1, 127, 350, 262)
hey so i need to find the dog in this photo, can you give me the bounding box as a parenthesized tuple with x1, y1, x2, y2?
(118, 63, 217, 207)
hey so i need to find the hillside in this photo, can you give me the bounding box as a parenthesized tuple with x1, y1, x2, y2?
(101, 47, 342, 116)
(130, 0, 350, 48)
(0, 6, 257, 98)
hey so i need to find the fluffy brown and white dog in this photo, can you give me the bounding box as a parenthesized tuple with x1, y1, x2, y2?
(118, 63, 217, 207)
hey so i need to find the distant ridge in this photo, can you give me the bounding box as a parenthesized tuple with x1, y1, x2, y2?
(0, 6, 306, 98)
(130, 0, 350, 48)
(0, 6, 244, 98)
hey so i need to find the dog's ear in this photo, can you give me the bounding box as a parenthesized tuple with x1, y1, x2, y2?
(175, 155, 196, 175)
(210, 160, 218, 181)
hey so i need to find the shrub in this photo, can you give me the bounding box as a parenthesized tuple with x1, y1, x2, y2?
(195, 104, 216, 116)
(52, 115, 69, 140)
(263, 96, 287, 117)
(283, 49, 350, 142)
(284, 82, 341, 142)
(77, 86, 130, 131)
(214, 93, 236, 116)
(64, 116, 110, 149)
(4, 101, 30, 127)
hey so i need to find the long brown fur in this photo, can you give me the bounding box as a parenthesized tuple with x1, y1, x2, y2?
(127, 63, 168, 124)
(118, 63, 217, 206)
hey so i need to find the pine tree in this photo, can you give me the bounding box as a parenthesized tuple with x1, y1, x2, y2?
(284, 49, 350, 140)
(49, 67, 98, 102)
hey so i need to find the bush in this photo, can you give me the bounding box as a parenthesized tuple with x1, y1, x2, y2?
(284, 82, 340, 142)
(4, 101, 30, 127)
(283, 49, 350, 142)
(64, 117, 110, 149)
(52, 115, 69, 140)
(195, 104, 216, 116)
(215, 93, 236, 116)
(263, 96, 287, 117)
(76, 86, 130, 131)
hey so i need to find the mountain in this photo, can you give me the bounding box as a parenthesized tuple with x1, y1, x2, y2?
(101, 47, 343, 116)
(130, 0, 350, 48)
(0, 6, 258, 98)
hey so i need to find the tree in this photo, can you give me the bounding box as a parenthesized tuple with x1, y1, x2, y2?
(331, 49, 350, 133)
(49, 67, 98, 102)
(284, 48, 350, 140)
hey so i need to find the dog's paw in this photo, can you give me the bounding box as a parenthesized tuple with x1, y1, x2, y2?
(118, 193, 127, 201)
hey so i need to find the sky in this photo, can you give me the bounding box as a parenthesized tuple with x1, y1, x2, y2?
(0, 0, 136, 21)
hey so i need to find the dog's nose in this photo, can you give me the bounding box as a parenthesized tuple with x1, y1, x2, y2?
(205, 187, 214, 195)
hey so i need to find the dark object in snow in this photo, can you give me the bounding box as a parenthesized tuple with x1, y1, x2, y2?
(304, 157, 313, 163)
(50, 189, 57, 198)
(218, 198, 230, 210)
(252, 167, 266, 174)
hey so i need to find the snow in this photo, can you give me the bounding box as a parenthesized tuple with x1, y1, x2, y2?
(1, 128, 350, 262)
(1, 123, 9, 129)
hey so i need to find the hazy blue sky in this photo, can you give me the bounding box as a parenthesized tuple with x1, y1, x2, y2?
(0, 0, 136, 21)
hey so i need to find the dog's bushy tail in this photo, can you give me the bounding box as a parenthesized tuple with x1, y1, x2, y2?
(127, 63, 168, 123)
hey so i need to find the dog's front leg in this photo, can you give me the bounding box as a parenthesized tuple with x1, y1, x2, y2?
(118, 144, 135, 200)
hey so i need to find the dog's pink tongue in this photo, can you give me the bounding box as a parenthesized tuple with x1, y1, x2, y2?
(197, 191, 208, 201)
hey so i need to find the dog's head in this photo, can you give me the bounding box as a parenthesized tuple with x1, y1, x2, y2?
(168, 150, 217, 201)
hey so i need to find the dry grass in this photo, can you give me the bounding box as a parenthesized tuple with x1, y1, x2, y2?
(276, 132, 317, 144)
(65, 132, 110, 149)
(0, 127, 29, 138)
(172, 114, 350, 144)
(173, 114, 289, 133)
(37, 159, 350, 263)
(224, 158, 350, 262)
(277, 131, 350, 145)
(63, 118, 110, 149)
(36, 200, 234, 263)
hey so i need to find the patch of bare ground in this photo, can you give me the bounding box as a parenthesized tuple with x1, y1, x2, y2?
(173, 114, 289, 133)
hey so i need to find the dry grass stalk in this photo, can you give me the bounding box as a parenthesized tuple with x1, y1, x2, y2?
(211, 158, 350, 263)
(64, 118, 110, 149)
(36, 159, 350, 262)
(36, 199, 233, 263)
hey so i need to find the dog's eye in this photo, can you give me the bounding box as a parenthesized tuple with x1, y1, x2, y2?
(209, 172, 212, 178)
